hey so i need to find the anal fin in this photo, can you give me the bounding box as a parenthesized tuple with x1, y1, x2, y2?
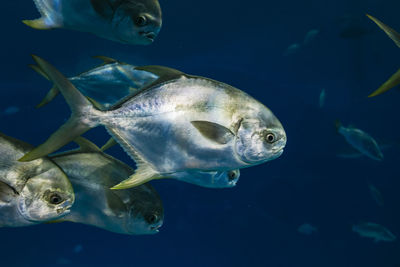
(105, 128, 160, 189)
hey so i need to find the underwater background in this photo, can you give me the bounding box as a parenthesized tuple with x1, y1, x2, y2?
(1, 0, 400, 266)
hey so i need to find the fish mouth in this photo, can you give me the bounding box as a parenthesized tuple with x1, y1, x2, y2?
(139, 31, 156, 42)
(150, 223, 162, 233)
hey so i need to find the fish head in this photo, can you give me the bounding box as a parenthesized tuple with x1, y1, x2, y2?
(125, 185, 164, 234)
(18, 166, 74, 222)
(211, 170, 240, 188)
(235, 112, 286, 165)
(111, 0, 162, 45)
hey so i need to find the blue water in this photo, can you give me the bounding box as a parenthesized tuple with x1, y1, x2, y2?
(1, 0, 400, 266)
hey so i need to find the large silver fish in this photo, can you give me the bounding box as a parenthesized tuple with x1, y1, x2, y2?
(23, 0, 162, 45)
(352, 222, 396, 242)
(336, 121, 383, 161)
(50, 137, 163, 234)
(32, 56, 158, 109)
(0, 132, 74, 227)
(20, 56, 287, 189)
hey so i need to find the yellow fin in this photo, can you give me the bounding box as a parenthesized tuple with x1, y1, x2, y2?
(368, 68, 400, 97)
(22, 19, 53, 30)
(366, 14, 400, 48)
(100, 137, 118, 152)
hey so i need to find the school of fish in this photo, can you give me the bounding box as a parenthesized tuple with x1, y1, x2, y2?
(0, 0, 287, 234)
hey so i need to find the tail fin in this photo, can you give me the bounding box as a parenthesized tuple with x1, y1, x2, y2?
(28, 64, 60, 108)
(19, 55, 99, 162)
(366, 14, 400, 48)
(23, 0, 63, 29)
(368, 68, 400, 97)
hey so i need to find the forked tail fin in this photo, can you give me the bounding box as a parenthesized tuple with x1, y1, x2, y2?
(19, 55, 100, 162)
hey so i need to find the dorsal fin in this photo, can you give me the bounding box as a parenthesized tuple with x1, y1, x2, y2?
(92, 55, 120, 66)
(134, 65, 185, 85)
(108, 65, 186, 111)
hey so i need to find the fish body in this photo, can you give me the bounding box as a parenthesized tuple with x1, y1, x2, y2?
(173, 169, 240, 188)
(51, 142, 163, 235)
(319, 88, 326, 108)
(368, 182, 384, 207)
(21, 56, 287, 189)
(353, 222, 396, 242)
(35, 58, 159, 109)
(24, 0, 162, 45)
(303, 29, 319, 45)
(297, 223, 318, 235)
(0, 133, 74, 227)
(336, 122, 383, 161)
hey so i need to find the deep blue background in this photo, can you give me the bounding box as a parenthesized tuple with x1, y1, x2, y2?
(1, 0, 400, 266)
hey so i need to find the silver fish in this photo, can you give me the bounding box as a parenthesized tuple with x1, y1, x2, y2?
(20, 56, 287, 189)
(336, 121, 383, 161)
(50, 137, 163, 234)
(303, 29, 319, 45)
(100, 138, 241, 188)
(353, 222, 396, 242)
(297, 223, 318, 235)
(0, 132, 74, 227)
(368, 182, 384, 207)
(319, 88, 326, 108)
(32, 56, 158, 109)
(23, 0, 162, 45)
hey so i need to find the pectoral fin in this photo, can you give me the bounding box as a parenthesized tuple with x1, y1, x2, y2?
(0, 181, 18, 203)
(191, 121, 235, 144)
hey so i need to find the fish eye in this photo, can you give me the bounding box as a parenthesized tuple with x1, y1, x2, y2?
(146, 214, 158, 224)
(265, 133, 276, 143)
(49, 193, 64, 205)
(228, 171, 237, 181)
(134, 15, 147, 27)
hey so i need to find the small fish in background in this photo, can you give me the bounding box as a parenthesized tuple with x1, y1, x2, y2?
(319, 88, 326, 108)
(303, 29, 320, 45)
(368, 182, 384, 207)
(297, 223, 318, 235)
(352, 222, 396, 242)
(335, 121, 383, 161)
(73, 244, 83, 254)
(284, 43, 301, 56)
(2, 106, 20, 115)
(336, 143, 393, 159)
(23, 0, 162, 45)
(366, 14, 400, 97)
(337, 14, 372, 39)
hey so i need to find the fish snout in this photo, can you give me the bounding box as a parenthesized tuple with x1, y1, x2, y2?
(139, 31, 157, 42)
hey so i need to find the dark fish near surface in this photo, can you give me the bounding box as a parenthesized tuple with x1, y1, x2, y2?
(50, 137, 163, 235)
(336, 121, 383, 161)
(353, 222, 396, 242)
(23, 0, 162, 45)
(20, 56, 286, 189)
(366, 14, 400, 97)
(0, 132, 74, 227)
(32, 56, 158, 109)
(368, 182, 384, 207)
